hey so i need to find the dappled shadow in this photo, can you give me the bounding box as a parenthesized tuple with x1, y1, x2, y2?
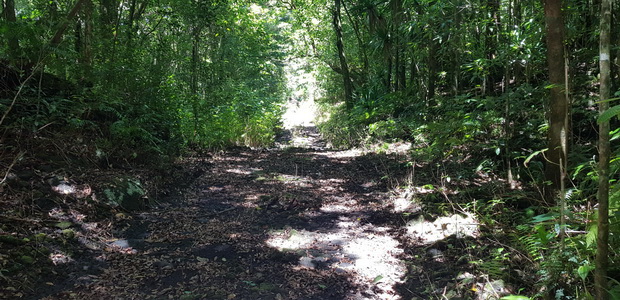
(18, 123, 523, 300)
(11, 121, 539, 299)
(25, 125, 418, 299)
(24, 122, 522, 300)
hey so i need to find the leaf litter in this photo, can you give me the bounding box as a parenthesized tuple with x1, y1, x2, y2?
(2, 112, 520, 300)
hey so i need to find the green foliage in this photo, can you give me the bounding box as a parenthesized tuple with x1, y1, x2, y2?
(470, 247, 510, 280)
(598, 104, 620, 124)
(103, 177, 147, 211)
(1, 0, 289, 161)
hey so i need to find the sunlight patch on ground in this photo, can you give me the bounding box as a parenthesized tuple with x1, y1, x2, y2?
(314, 149, 364, 158)
(342, 230, 404, 297)
(406, 212, 480, 244)
(365, 141, 412, 155)
(391, 186, 433, 213)
(266, 219, 406, 299)
(265, 173, 314, 187)
(320, 197, 359, 214)
(50, 252, 73, 265)
(287, 134, 316, 148)
(320, 178, 345, 184)
(225, 168, 253, 175)
(320, 204, 356, 213)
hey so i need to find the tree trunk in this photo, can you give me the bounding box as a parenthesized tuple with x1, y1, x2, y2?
(191, 26, 202, 94)
(81, 0, 93, 82)
(543, 0, 569, 203)
(595, 0, 611, 298)
(390, 0, 405, 91)
(3, 0, 20, 61)
(342, 0, 368, 75)
(332, 0, 353, 107)
(427, 40, 438, 103)
(485, 0, 499, 95)
(50, 0, 87, 46)
(397, 47, 406, 91)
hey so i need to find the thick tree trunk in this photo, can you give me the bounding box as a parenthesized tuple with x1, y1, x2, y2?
(543, 0, 569, 203)
(595, 0, 611, 298)
(332, 0, 353, 107)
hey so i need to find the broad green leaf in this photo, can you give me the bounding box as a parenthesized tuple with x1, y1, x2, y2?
(598, 105, 620, 124)
(372, 275, 384, 283)
(595, 96, 620, 104)
(524, 149, 548, 167)
(577, 264, 595, 280)
(55, 221, 72, 229)
(531, 213, 556, 223)
(586, 224, 597, 247)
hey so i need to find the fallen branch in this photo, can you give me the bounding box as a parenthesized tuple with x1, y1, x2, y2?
(0, 150, 25, 185)
(0, 214, 45, 224)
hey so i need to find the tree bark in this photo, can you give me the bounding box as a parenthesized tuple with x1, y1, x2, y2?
(332, 0, 354, 107)
(81, 0, 93, 82)
(543, 0, 569, 203)
(485, 0, 500, 95)
(50, 0, 87, 46)
(595, 0, 611, 298)
(342, 0, 368, 75)
(427, 39, 438, 103)
(3, 0, 20, 61)
(191, 26, 202, 94)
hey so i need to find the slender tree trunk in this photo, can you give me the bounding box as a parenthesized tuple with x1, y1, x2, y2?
(485, 0, 500, 95)
(75, 20, 82, 55)
(398, 47, 406, 91)
(390, 0, 405, 91)
(451, 7, 461, 96)
(50, 0, 87, 46)
(595, 0, 611, 298)
(127, 0, 136, 45)
(543, 0, 569, 203)
(80, 0, 93, 82)
(342, 0, 368, 74)
(386, 56, 392, 91)
(427, 40, 438, 103)
(3, 0, 20, 61)
(332, 0, 353, 107)
(191, 26, 202, 94)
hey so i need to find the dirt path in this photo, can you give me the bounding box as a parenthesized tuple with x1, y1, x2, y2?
(35, 124, 419, 300)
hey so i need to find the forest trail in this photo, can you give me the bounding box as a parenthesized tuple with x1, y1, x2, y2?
(36, 109, 421, 299)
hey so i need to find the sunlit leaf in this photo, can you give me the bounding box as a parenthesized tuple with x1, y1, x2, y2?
(577, 264, 595, 280)
(55, 222, 72, 229)
(524, 149, 548, 167)
(597, 105, 620, 124)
